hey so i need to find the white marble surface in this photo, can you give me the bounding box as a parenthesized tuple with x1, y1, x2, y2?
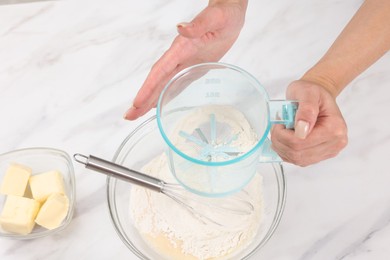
(1, 0, 390, 259)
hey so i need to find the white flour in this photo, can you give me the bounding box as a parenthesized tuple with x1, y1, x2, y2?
(129, 105, 264, 259)
(170, 105, 259, 162)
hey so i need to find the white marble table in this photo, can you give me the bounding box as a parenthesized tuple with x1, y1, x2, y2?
(1, 0, 389, 259)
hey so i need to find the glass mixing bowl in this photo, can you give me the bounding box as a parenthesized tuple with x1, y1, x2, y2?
(107, 116, 286, 259)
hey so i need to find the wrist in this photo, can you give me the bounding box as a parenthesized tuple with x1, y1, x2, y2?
(301, 63, 344, 99)
(209, 0, 248, 8)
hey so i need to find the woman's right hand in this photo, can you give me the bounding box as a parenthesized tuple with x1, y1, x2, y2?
(124, 0, 248, 120)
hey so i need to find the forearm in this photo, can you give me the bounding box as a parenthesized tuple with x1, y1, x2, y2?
(302, 0, 390, 98)
(210, 0, 247, 6)
(209, 0, 248, 10)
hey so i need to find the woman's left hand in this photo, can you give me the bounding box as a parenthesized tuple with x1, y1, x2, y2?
(271, 80, 348, 166)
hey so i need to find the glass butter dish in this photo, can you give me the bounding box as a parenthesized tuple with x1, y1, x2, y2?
(0, 147, 76, 239)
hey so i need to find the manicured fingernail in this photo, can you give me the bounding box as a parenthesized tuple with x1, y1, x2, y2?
(177, 22, 193, 28)
(123, 104, 135, 119)
(123, 109, 130, 119)
(295, 120, 309, 139)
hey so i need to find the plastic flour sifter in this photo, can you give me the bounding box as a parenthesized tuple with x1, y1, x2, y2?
(157, 62, 297, 197)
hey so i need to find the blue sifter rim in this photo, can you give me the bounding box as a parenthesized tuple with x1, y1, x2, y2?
(156, 62, 271, 167)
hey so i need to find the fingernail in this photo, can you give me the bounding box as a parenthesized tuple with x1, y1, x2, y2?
(295, 120, 309, 139)
(123, 104, 135, 119)
(177, 22, 193, 28)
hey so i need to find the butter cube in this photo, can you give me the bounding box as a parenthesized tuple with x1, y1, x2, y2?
(29, 170, 66, 203)
(35, 193, 69, 230)
(0, 163, 32, 196)
(0, 195, 40, 235)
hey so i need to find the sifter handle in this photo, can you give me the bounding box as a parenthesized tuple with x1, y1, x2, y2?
(268, 100, 298, 129)
(258, 100, 298, 163)
(73, 153, 164, 192)
(258, 137, 282, 163)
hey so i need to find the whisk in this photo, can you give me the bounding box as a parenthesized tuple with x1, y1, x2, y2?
(73, 154, 255, 227)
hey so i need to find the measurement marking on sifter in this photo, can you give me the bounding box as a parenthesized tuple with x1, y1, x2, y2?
(205, 92, 220, 98)
(205, 78, 221, 84)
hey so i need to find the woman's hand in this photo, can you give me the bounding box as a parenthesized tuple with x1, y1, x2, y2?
(124, 0, 248, 120)
(272, 0, 390, 166)
(271, 80, 348, 166)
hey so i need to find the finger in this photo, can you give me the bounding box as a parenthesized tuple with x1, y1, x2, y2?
(271, 132, 341, 166)
(177, 7, 225, 38)
(137, 37, 198, 106)
(278, 146, 339, 167)
(124, 67, 178, 120)
(123, 79, 164, 120)
(271, 121, 334, 151)
(124, 38, 193, 120)
(287, 81, 321, 139)
(272, 121, 347, 166)
(124, 62, 193, 120)
(274, 139, 340, 166)
(135, 51, 180, 105)
(123, 103, 153, 120)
